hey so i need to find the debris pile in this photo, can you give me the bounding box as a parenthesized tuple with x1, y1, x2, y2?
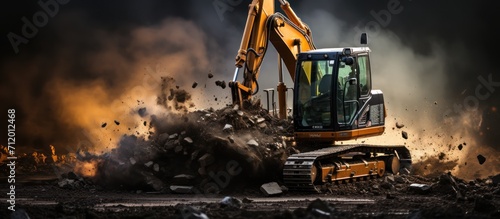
(73, 100, 295, 194)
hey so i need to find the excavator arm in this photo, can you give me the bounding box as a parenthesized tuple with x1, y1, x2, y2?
(229, 0, 316, 118)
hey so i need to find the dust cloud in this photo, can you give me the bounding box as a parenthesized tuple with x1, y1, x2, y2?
(0, 15, 223, 155)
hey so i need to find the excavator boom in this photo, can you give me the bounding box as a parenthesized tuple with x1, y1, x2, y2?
(229, 0, 315, 118)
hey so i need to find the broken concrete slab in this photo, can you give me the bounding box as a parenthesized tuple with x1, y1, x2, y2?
(170, 185, 194, 194)
(144, 161, 154, 168)
(198, 153, 215, 167)
(409, 183, 431, 194)
(260, 182, 283, 196)
(174, 174, 195, 180)
(183, 137, 193, 144)
(247, 139, 259, 147)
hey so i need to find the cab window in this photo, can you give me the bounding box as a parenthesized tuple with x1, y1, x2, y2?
(357, 55, 371, 96)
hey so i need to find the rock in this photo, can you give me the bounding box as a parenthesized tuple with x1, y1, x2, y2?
(223, 124, 233, 132)
(208, 73, 213, 78)
(215, 80, 226, 89)
(101, 122, 107, 128)
(198, 153, 215, 167)
(306, 199, 336, 217)
(10, 208, 30, 219)
(260, 182, 283, 196)
(256, 117, 266, 123)
(395, 122, 404, 128)
(227, 136, 235, 143)
(114, 120, 120, 125)
(138, 107, 147, 117)
(385, 175, 395, 183)
(183, 137, 193, 144)
(394, 175, 407, 184)
(178, 206, 209, 219)
(129, 157, 137, 165)
(158, 133, 170, 145)
(438, 152, 446, 160)
(409, 183, 431, 194)
(153, 163, 160, 172)
(144, 161, 154, 168)
(457, 144, 463, 150)
(477, 154, 486, 165)
(192, 82, 198, 88)
(146, 176, 165, 191)
(220, 196, 242, 208)
(170, 185, 194, 194)
(169, 133, 179, 139)
(247, 139, 259, 147)
(402, 131, 408, 139)
(198, 167, 207, 176)
(58, 179, 75, 188)
(174, 174, 195, 180)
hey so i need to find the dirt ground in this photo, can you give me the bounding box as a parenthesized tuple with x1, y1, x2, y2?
(1, 162, 499, 219)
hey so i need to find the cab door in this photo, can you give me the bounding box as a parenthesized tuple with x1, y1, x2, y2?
(356, 53, 372, 127)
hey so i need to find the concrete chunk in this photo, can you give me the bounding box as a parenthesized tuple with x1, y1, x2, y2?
(183, 137, 193, 144)
(247, 139, 259, 147)
(170, 185, 193, 194)
(144, 161, 154, 168)
(223, 124, 233, 132)
(129, 157, 137, 165)
(169, 133, 178, 139)
(198, 153, 215, 167)
(174, 174, 195, 180)
(256, 117, 265, 123)
(409, 183, 431, 194)
(260, 182, 283, 196)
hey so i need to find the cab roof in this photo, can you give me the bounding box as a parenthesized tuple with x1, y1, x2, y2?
(305, 47, 371, 54)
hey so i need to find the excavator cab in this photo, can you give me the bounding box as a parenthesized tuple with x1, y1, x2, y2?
(293, 47, 386, 143)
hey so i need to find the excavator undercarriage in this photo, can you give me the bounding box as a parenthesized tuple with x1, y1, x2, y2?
(283, 144, 411, 192)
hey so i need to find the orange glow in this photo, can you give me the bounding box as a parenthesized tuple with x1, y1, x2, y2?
(75, 160, 98, 178)
(492, 106, 497, 112)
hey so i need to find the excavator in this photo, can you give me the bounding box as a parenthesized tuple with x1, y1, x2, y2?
(227, 0, 412, 192)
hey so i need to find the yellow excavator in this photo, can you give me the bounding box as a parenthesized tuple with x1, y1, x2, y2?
(228, 0, 411, 192)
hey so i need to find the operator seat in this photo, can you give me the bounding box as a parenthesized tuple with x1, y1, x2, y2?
(318, 74, 332, 94)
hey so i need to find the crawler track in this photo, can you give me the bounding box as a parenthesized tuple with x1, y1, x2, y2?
(283, 144, 411, 192)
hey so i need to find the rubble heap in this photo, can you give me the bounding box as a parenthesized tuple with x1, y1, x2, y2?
(77, 100, 296, 194)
